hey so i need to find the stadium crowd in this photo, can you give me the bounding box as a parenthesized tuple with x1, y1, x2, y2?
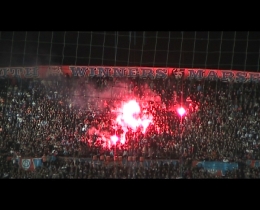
(1, 71, 260, 178)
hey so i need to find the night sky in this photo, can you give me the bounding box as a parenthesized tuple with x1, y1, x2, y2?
(0, 31, 259, 72)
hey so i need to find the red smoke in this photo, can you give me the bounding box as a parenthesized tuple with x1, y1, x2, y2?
(86, 100, 153, 150)
(116, 100, 152, 132)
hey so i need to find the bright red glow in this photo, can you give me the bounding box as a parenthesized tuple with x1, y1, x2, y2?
(87, 99, 153, 149)
(120, 133, 126, 144)
(140, 119, 151, 134)
(177, 107, 185, 117)
(110, 135, 118, 145)
(116, 100, 152, 133)
(116, 100, 140, 130)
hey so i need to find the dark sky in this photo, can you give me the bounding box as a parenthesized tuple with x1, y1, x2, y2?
(0, 31, 259, 72)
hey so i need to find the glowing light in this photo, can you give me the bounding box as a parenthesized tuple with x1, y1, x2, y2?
(116, 100, 152, 134)
(177, 107, 185, 117)
(88, 99, 153, 149)
(140, 119, 151, 134)
(110, 135, 118, 145)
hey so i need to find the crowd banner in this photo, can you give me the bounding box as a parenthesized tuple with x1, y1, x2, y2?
(192, 161, 238, 176)
(246, 160, 260, 168)
(0, 66, 183, 80)
(184, 68, 260, 82)
(0, 65, 171, 79)
(68, 66, 174, 79)
(1, 65, 260, 82)
(19, 158, 43, 171)
(8, 155, 260, 172)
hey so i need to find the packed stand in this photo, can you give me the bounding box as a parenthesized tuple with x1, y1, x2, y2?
(0, 72, 260, 169)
